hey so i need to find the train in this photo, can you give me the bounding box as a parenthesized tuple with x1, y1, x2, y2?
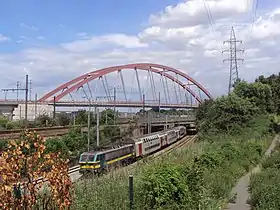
(79, 125, 187, 174)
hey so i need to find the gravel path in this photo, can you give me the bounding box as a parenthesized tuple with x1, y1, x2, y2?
(225, 135, 279, 210)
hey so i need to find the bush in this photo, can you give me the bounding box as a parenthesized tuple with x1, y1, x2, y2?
(34, 115, 56, 127)
(198, 94, 259, 134)
(0, 116, 8, 129)
(138, 163, 191, 209)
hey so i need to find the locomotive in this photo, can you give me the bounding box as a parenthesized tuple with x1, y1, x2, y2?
(79, 126, 187, 174)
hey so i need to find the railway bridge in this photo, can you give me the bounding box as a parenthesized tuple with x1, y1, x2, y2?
(1, 63, 212, 121)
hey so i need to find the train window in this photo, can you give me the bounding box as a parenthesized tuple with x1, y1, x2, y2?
(95, 155, 101, 162)
(80, 155, 88, 161)
(88, 155, 95, 162)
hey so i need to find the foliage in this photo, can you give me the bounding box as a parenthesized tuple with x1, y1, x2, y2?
(56, 112, 71, 126)
(73, 115, 272, 209)
(73, 110, 90, 126)
(0, 130, 72, 209)
(34, 115, 56, 127)
(138, 163, 190, 209)
(100, 109, 118, 125)
(0, 140, 8, 151)
(234, 80, 274, 113)
(199, 93, 259, 134)
(249, 148, 280, 210)
(103, 126, 121, 142)
(256, 73, 280, 114)
(0, 116, 8, 130)
(196, 99, 214, 121)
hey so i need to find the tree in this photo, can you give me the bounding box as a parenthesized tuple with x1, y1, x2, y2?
(0, 116, 8, 130)
(196, 99, 214, 121)
(0, 130, 72, 209)
(100, 109, 118, 125)
(233, 81, 274, 113)
(199, 94, 259, 133)
(255, 73, 280, 114)
(56, 112, 71, 126)
(103, 126, 121, 142)
(74, 110, 95, 126)
(34, 115, 56, 127)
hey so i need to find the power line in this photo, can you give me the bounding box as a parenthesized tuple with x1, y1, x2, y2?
(222, 26, 244, 94)
(250, 0, 258, 33)
(202, 0, 223, 51)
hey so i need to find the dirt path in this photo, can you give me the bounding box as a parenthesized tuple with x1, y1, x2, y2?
(225, 135, 279, 210)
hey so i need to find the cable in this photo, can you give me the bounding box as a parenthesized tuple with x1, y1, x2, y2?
(202, 0, 223, 51)
(250, 0, 258, 34)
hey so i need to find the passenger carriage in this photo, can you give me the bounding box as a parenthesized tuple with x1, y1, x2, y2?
(166, 129, 177, 145)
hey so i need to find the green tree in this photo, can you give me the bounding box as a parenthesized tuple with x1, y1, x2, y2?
(199, 94, 259, 133)
(103, 126, 121, 142)
(233, 81, 274, 113)
(196, 99, 214, 121)
(34, 115, 56, 127)
(56, 112, 71, 126)
(74, 110, 95, 126)
(256, 73, 280, 114)
(0, 116, 8, 130)
(100, 109, 118, 125)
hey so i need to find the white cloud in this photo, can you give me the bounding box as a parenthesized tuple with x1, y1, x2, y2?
(20, 23, 38, 31)
(0, 0, 280, 101)
(37, 36, 45, 40)
(61, 34, 147, 52)
(0, 34, 10, 42)
(149, 0, 252, 28)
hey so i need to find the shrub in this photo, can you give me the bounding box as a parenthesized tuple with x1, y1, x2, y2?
(138, 163, 191, 209)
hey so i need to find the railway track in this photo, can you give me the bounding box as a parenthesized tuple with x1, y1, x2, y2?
(0, 126, 75, 140)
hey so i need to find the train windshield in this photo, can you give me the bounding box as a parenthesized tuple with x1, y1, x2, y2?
(80, 154, 96, 162)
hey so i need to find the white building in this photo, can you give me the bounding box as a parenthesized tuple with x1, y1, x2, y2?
(12, 103, 53, 121)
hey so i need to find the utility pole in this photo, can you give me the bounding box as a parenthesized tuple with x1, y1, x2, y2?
(2, 77, 28, 123)
(35, 93, 38, 119)
(28, 79, 32, 101)
(142, 94, 145, 116)
(223, 26, 244, 94)
(16, 81, 20, 101)
(113, 87, 116, 125)
(53, 96, 56, 120)
(158, 92, 161, 115)
(87, 103, 91, 152)
(96, 108, 100, 147)
(24, 75, 28, 128)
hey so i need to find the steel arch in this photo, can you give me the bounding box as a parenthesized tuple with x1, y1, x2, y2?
(38, 63, 212, 103)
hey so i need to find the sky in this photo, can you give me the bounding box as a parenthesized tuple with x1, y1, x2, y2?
(0, 0, 280, 103)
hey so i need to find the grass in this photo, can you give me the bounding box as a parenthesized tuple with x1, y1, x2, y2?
(70, 115, 274, 210)
(248, 135, 280, 210)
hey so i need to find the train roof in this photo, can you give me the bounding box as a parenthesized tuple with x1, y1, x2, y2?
(81, 144, 133, 156)
(123, 126, 184, 143)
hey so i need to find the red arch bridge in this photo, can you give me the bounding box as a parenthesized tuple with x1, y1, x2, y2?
(38, 63, 212, 109)
(1, 63, 212, 110)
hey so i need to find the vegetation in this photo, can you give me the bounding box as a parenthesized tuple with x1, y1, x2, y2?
(73, 115, 272, 209)
(0, 130, 72, 209)
(256, 73, 280, 114)
(249, 142, 280, 210)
